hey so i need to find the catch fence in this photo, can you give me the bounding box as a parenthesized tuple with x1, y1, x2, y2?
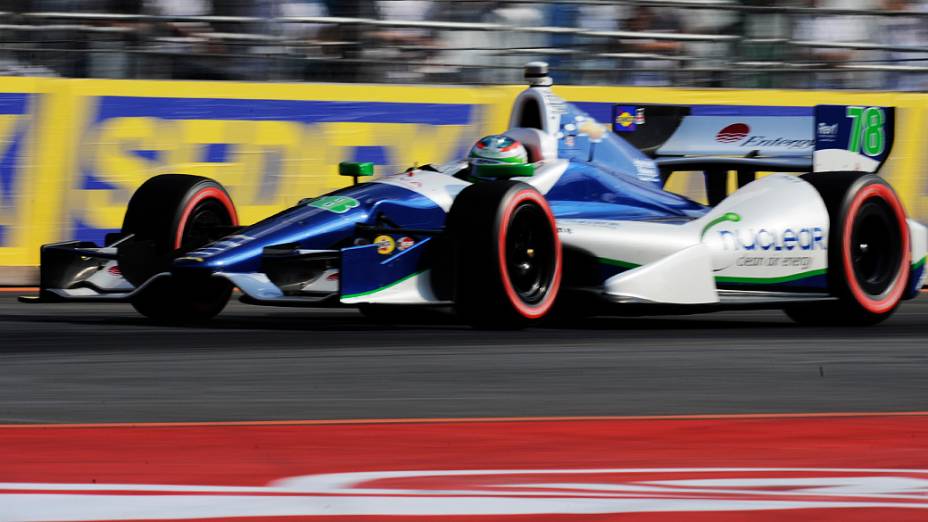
(0, 1, 925, 89)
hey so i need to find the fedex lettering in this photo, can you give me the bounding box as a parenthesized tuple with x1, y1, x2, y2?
(0, 93, 32, 251)
(73, 96, 474, 244)
(718, 227, 826, 251)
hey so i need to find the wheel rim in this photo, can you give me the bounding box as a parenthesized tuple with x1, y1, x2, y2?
(850, 198, 902, 297)
(179, 200, 231, 252)
(504, 203, 556, 304)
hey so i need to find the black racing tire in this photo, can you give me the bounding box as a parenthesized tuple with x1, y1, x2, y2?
(446, 181, 562, 329)
(130, 276, 234, 322)
(785, 172, 910, 326)
(121, 174, 238, 321)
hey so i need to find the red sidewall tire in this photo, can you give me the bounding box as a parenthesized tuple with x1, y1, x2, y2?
(173, 186, 239, 250)
(123, 174, 238, 256)
(121, 175, 238, 321)
(447, 181, 562, 328)
(840, 183, 909, 314)
(790, 172, 911, 326)
(496, 189, 562, 320)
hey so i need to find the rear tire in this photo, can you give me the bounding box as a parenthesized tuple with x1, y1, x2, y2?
(446, 181, 562, 329)
(785, 172, 909, 326)
(121, 174, 238, 321)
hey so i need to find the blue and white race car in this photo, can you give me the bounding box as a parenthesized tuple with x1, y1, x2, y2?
(23, 63, 927, 327)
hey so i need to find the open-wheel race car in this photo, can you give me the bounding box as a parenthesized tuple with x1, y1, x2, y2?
(22, 63, 927, 328)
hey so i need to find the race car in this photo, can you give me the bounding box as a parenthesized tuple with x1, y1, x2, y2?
(21, 63, 927, 328)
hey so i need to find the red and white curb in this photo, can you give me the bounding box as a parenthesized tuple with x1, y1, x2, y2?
(3, 413, 928, 521)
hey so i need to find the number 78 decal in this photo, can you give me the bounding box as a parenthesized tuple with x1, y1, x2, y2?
(846, 106, 886, 157)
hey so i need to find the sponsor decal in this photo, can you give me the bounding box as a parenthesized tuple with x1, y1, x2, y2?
(716, 123, 750, 143)
(567, 219, 623, 229)
(741, 135, 815, 149)
(817, 121, 839, 142)
(186, 234, 255, 258)
(309, 196, 360, 214)
(543, 90, 567, 115)
(612, 105, 637, 132)
(735, 255, 814, 269)
(635, 107, 646, 125)
(708, 221, 825, 275)
(633, 159, 660, 183)
(813, 105, 894, 173)
(616, 112, 634, 128)
(700, 212, 741, 239)
(397, 236, 415, 251)
(375, 234, 395, 255)
(718, 226, 826, 252)
(714, 123, 815, 150)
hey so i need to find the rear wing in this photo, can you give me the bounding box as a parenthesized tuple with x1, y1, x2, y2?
(610, 103, 894, 204)
(611, 103, 894, 173)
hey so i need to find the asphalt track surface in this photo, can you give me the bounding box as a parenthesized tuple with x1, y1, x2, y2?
(1, 294, 927, 424)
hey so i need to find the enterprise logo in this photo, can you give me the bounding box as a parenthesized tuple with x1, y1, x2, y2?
(715, 122, 814, 149)
(716, 123, 750, 143)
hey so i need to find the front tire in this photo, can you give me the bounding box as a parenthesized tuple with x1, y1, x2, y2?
(446, 181, 562, 328)
(131, 276, 234, 322)
(785, 172, 909, 326)
(121, 174, 238, 321)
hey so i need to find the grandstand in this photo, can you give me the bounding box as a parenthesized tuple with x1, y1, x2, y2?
(0, 1, 925, 89)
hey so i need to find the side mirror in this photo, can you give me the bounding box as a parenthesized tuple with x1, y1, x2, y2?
(472, 163, 535, 179)
(339, 162, 375, 185)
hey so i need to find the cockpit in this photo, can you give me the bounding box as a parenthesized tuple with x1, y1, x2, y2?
(422, 62, 663, 189)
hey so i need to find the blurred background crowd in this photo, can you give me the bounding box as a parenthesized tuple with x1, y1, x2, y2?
(0, 0, 926, 90)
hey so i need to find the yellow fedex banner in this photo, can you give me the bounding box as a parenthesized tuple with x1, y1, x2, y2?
(58, 80, 497, 248)
(0, 91, 31, 257)
(0, 77, 53, 271)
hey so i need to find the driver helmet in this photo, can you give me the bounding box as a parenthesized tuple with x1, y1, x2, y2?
(468, 135, 529, 165)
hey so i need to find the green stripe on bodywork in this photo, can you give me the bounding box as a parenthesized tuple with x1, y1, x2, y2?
(598, 257, 641, 270)
(600, 255, 826, 285)
(913, 256, 926, 271)
(714, 268, 827, 285)
(342, 270, 424, 300)
(700, 212, 741, 240)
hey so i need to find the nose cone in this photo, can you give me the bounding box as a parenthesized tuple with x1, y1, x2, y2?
(172, 180, 449, 274)
(174, 202, 367, 273)
(174, 234, 266, 271)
